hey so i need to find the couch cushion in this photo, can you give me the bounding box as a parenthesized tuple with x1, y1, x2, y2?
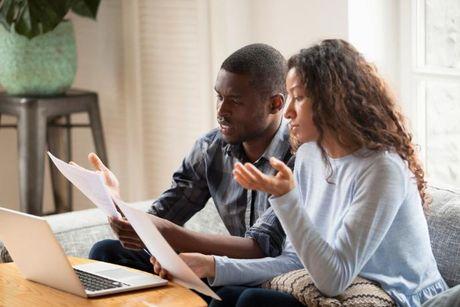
(184, 202, 228, 235)
(46, 207, 116, 258)
(263, 269, 395, 306)
(427, 186, 460, 287)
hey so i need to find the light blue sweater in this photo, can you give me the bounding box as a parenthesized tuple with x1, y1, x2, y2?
(270, 142, 447, 306)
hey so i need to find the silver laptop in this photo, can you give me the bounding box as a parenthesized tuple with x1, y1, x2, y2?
(0, 207, 167, 297)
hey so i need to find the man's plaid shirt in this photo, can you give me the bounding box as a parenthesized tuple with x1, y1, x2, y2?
(149, 122, 293, 256)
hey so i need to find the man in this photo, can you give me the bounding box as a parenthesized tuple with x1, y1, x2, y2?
(88, 44, 299, 281)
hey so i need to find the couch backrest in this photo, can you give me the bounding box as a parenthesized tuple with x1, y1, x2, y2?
(2, 188, 459, 287)
(426, 186, 460, 287)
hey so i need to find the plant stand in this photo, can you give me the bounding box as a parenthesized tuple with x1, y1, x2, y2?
(0, 89, 108, 215)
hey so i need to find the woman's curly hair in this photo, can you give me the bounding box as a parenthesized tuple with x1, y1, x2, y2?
(288, 39, 429, 209)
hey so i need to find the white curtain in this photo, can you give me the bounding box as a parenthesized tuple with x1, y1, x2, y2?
(119, 0, 214, 200)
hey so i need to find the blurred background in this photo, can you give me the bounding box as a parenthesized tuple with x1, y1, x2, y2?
(0, 0, 458, 212)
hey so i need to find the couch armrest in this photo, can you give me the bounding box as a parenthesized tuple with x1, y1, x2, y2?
(427, 186, 460, 287)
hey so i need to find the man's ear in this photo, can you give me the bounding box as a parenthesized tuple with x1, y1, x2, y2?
(269, 94, 285, 114)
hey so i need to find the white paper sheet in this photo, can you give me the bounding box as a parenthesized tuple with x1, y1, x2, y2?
(115, 198, 221, 301)
(47, 152, 120, 218)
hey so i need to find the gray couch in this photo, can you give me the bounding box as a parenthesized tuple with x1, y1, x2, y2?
(1, 186, 459, 289)
(0, 200, 228, 263)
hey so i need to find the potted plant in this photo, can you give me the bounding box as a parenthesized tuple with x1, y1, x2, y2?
(0, 0, 101, 95)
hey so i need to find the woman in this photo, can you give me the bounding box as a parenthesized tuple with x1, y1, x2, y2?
(231, 39, 447, 306)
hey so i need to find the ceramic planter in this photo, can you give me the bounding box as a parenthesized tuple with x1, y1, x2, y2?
(0, 21, 77, 96)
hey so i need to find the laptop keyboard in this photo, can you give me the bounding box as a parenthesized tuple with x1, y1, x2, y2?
(74, 268, 130, 292)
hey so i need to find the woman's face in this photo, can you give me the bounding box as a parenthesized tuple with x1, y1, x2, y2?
(284, 68, 319, 143)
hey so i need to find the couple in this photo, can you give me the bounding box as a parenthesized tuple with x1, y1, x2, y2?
(84, 41, 447, 306)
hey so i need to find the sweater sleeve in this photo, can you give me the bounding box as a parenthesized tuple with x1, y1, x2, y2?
(208, 240, 303, 287)
(270, 158, 408, 296)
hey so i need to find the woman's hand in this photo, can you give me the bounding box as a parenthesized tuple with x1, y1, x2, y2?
(150, 256, 169, 279)
(233, 157, 295, 197)
(179, 253, 215, 278)
(150, 253, 215, 279)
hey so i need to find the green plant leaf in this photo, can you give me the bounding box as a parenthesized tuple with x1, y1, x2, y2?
(0, 0, 100, 39)
(0, 0, 17, 31)
(31, 0, 67, 32)
(4, 0, 17, 23)
(12, 0, 68, 38)
(0, 16, 6, 31)
(14, 1, 41, 38)
(71, 0, 100, 19)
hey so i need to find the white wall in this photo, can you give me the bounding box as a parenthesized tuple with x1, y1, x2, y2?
(209, 0, 349, 92)
(210, 0, 401, 118)
(348, 0, 400, 94)
(70, 0, 127, 209)
(0, 0, 403, 213)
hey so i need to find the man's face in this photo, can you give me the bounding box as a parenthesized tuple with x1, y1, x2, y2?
(215, 69, 272, 144)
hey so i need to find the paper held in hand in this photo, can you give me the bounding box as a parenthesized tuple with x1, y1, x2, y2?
(47, 151, 220, 300)
(47, 151, 120, 218)
(114, 198, 221, 300)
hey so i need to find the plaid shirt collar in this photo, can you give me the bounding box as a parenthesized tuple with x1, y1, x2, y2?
(223, 120, 290, 164)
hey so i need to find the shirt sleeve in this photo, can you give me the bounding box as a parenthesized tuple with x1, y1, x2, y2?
(148, 137, 211, 225)
(244, 206, 285, 257)
(270, 158, 408, 297)
(243, 155, 294, 257)
(208, 239, 303, 286)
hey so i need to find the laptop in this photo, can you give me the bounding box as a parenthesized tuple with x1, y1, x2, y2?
(0, 207, 168, 297)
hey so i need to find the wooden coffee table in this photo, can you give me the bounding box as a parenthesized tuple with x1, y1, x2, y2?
(0, 257, 207, 307)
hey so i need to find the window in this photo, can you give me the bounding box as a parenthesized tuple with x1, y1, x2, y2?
(402, 0, 460, 188)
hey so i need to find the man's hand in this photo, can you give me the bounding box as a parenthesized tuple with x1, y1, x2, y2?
(109, 216, 145, 250)
(88, 152, 121, 198)
(150, 253, 215, 279)
(69, 152, 120, 198)
(109, 210, 173, 250)
(233, 157, 295, 197)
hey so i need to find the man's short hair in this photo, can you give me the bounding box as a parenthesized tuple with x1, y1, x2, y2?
(221, 43, 287, 98)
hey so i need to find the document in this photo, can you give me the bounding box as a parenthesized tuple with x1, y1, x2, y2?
(115, 198, 221, 301)
(47, 152, 121, 218)
(48, 151, 220, 300)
